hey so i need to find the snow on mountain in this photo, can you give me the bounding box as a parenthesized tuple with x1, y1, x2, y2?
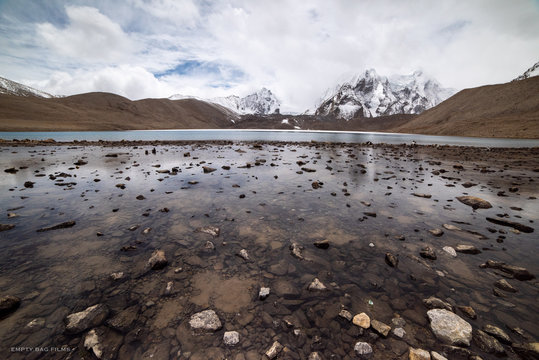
(513, 61, 539, 81)
(169, 88, 280, 115)
(0, 77, 53, 98)
(315, 69, 455, 119)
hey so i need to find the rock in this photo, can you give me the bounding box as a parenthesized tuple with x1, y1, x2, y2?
(385, 253, 398, 267)
(23, 318, 45, 332)
(427, 309, 472, 346)
(423, 297, 453, 311)
(189, 310, 222, 332)
(311, 181, 321, 189)
(429, 228, 444, 237)
(354, 342, 373, 358)
(494, 279, 518, 293)
(196, 225, 220, 237)
(413, 193, 432, 198)
(24, 181, 35, 188)
(4, 167, 18, 173)
(420, 246, 437, 260)
(486, 217, 534, 233)
(36, 220, 76, 232)
(408, 347, 431, 360)
(237, 249, 250, 261)
(456, 196, 492, 209)
(483, 324, 511, 344)
(371, 319, 391, 337)
(353, 313, 371, 329)
(308, 278, 327, 291)
(164, 281, 174, 296)
(65, 304, 109, 334)
(313, 239, 330, 249)
(455, 244, 481, 254)
(223, 331, 240, 346)
(0, 224, 15, 232)
(462, 182, 476, 188)
(110, 272, 124, 281)
(483, 260, 535, 280)
(339, 309, 352, 321)
(289, 243, 304, 259)
(442, 246, 457, 257)
(457, 306, 477, 319)
(204, 241, 215, 251)
(512, 342, 539, 360)
(84, 329, 103, 359)
(265, 341, 283, 359)
(83, 327, 123, 360)
(473, 329, 505, 355)
(442, 223, 461, 231)
(136, 195, 145, 200)
(0, 295, 20, 317)
(393, 327, 406, 338)
(74, 159, 87, 165)
(259, 287, 270, 300)
(430, 351, 448, 360)
(202, 166, 216, 173)
(308, 352, 323, 360)
(106, 305, 138, 333)
(147, 250, 167, 270)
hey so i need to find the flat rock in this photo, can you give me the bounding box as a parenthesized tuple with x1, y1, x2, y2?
(456, 196, 492, 209)
(430, 351, 448, 360)
(442, 223, 461, 231)
(483, 260, 535, 280)
(427, 309, 472, 346)
(308, 278, 327, 291)
(457, 306, 477, 319)
(339, 309, 352, 321)
(196, 225, 220, 237)
(483, 324, 511, 344)
(36, 220, 75, 232)
(473, 329, 505, 355)
(371, 319, 391, 337)
(313, 239, 330, 249)
(265, 341, 283, 359)
(429, 228, 444, 237)
(423, 297, 453, 311)
(413, 193, 432, 198)
(353, 313, 371, 328)
(147, 250, 167, 270)
(512, 342, 539, 360)
(202, 166, 216, 173)
(0, 224, 15, 232)
(354, 342, 373, 358)
(455, 244, 481, 255)
(223, 331, 240, 346)
(65, 304, 109, 334)
(494, 279, 518, 293)
(442, 246, 457, 257)
(408, 347, 431, 360)
(385, 253, 398, 267)
(0, 295, 21, 317)
(189, 310, 222, 332)
(486, 217, 534, 233)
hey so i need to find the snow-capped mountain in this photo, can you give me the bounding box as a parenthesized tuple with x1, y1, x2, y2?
(0, 77, 53, 98)
(513, 61, 539, 81)
(315, 69, 455, 119)
(169, 88, 280, 115)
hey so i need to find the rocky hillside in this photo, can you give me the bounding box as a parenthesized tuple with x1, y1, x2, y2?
(0, 77, 53, 98)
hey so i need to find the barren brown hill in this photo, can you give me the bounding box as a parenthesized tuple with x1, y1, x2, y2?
(393, 76, 539, 138)
(0, 92, 237, 131)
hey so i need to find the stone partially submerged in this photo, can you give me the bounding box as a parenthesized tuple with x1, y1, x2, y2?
(427, 309, 472, 346)
(65, 304, 109, 334)
(189, 310, 222, 332)
(456, 196, 492, 209)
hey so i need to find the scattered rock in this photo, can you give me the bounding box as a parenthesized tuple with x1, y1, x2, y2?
(430, 351, 448, 360)
(423, 297, 453, 311)
(196, 225, 220, 237)
(482, 260, 535, 280)
(456, 195, 492, 209)
(0, 295, 21, 317)
(429, 228, 444, 237)
(393, 327, 406, 338)
(259, 287, 270, 300)
(413, 193, 432, 198)
(189, 310, 222, 332)
(65, 304, 109, 334)
(204, 241, 215, 251)
(354, 342, 373, 358)
(371, 319, 391, 337)
(223, 331, 240, 346)
(84, 329, 103, 359)
(483, 324, 511, 344)
(24, 318, 45, 332)
(0, 224, 15, 232)
(265, 341, 283, 359)
(457, 306, 477, 320)
(353, 313, 371, 329)
(486, 217, 534, 233)
(147, 250, 167, 270)
(462, 182, 477, 188)
(385, 253, 398, 267)
(110, 272, 124, 281)
(420, 246, 437, 260)
(24, 181, 35, 188)
(442, 246, 457, 257)
(473, 329, 506, 355)
(106, 305, 138, 333)
(313, 239, 330, 249)
(427, 309, 472, 346)
(164, 281, 173, 296)
(308, 278, 327, 291)
(512, 342, 539, 360)
(455, 244, 481, 255)
(442, 223, 461, 231)
(494, 279, 518, 293)
(136, 195, 145, 200)
(237, 249, 250, 261)
(339, 309, 352, 321)
(308, 352, 323, 360)
(74, 159, 87, 166)
(312, 181, 321, 189)
(289, 243, 304, 259)
(202, 166, 216, 173)
(36, 220, 75, 232)
(4, 167, 18, 174)
(408, 347, 431, 360)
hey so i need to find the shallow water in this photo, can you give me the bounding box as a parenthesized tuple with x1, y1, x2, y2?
(0, 142, 538, 359)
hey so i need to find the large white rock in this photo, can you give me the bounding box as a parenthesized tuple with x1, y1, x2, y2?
(427, 309, 472, 346)
(223, 331, 240, 346)
(65, 304, 109, 334)
(189, 309, 222, 331)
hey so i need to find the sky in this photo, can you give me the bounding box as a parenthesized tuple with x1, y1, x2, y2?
(0, 0, 538, 112)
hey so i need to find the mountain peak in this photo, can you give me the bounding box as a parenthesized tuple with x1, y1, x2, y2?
(513, 61, 539, 81)
(315, 69, 455, 119)
(0, 77, 53, 98)
(211, 88, 281, 115)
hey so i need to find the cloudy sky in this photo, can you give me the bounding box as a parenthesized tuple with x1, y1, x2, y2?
(1, 0, 538, 112)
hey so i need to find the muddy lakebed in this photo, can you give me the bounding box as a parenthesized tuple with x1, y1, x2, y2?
(0, 140, 538, 360)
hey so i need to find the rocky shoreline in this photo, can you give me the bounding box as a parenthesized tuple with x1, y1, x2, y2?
(0, 141, 538, 359)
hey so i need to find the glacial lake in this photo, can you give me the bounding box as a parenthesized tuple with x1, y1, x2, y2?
(1, 129, 539, 147)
